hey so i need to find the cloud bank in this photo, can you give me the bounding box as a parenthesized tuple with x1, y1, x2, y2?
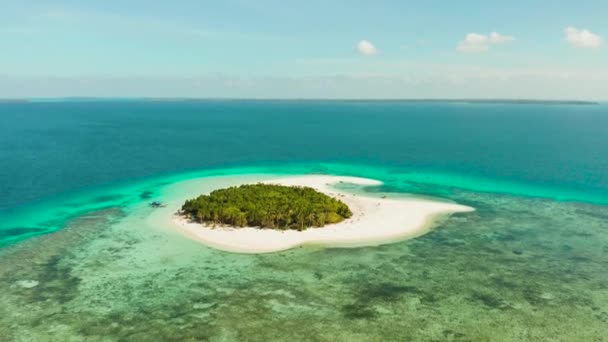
(2, 66, 606, 101)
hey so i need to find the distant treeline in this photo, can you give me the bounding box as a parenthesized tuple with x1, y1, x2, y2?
(181, 184, 353, 231)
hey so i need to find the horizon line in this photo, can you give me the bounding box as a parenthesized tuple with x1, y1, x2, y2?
(0, 97, 602, 105)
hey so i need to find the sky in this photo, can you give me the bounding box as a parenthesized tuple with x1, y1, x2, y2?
(0, 0, 607, 99)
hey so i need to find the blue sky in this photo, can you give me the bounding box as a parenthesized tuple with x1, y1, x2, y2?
(1, 1, 606, 99)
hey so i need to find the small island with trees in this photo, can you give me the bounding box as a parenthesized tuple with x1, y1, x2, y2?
(172, 175, 475, 253)
(180, 183, 353, 231)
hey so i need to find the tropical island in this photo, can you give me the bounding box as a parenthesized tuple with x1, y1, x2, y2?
(180, 184, 353, 230)
(168, 175, 476, 253)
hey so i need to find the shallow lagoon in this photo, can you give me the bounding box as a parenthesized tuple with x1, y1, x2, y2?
(1, 164, 607, 341)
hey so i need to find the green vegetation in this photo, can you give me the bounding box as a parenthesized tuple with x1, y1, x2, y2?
(180, 184, 353, 231)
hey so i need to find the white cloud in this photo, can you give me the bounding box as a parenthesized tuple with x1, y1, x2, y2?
(565, 27, 602, 49)
(489, 32, 515, 44)
(458, 33, 489, 52)
(457, 32, 514, 52)
(356, 40, 378, 56)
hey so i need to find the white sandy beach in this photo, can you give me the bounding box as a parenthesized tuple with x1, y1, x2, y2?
(169, 175, 474, 254)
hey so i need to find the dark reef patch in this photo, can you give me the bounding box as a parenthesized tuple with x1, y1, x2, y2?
(362, 283, 419, 302)
(575, 209, 608, 220)
(470, 292, 509, 310)
(0, 227, 47, 239)
(91, 194, 125, 203)
(139, 190, 154, 200)
(28, 255, 82, 304)
(341, 302, 378, 320)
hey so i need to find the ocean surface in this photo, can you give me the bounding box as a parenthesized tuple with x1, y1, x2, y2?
(0, 100, 607, 341)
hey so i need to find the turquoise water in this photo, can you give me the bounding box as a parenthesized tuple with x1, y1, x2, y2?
(0, 101, 607, 341)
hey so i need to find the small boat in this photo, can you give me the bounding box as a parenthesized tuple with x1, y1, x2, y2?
(149, 201, 166, 208)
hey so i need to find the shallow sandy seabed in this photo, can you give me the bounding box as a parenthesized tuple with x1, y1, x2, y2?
(170, 175, 474, 253)
(1, 173, 607, 341)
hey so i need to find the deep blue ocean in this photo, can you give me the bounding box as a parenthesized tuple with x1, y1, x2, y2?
(1, 100, 607, 212)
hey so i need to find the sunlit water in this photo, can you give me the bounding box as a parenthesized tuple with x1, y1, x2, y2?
(0, 101, 607, 341)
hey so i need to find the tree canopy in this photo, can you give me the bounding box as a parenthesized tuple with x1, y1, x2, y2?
(180, 184, 352, 231)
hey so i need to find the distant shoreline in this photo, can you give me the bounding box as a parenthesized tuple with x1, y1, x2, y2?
(0, 98, 600, 105)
